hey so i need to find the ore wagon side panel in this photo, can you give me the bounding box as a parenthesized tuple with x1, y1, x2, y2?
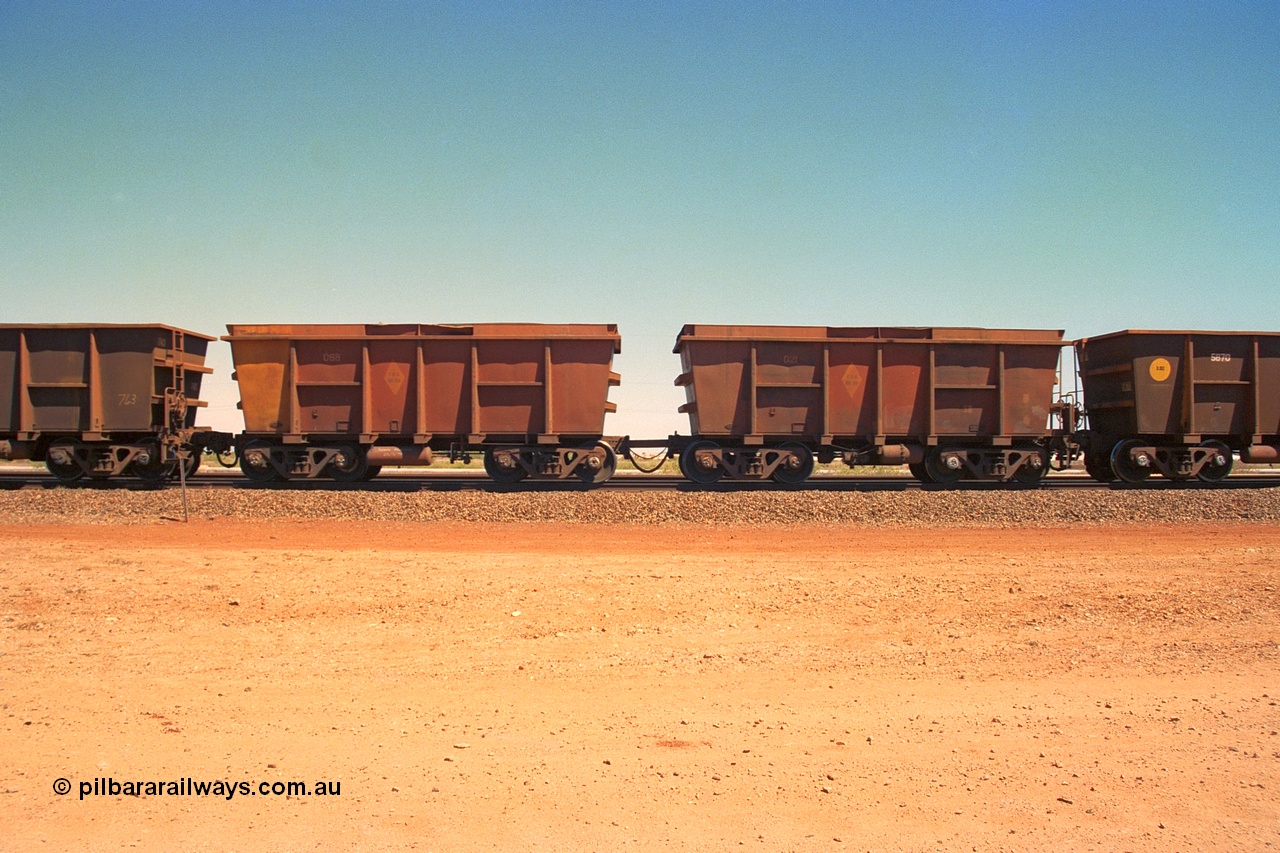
(232, 339, 292, 433)
(548, 338, 619, 437)
(825, 342, 876, 436)
(475, 337, 545, 435)
(26, 327, 90, 432)
(0, 329, 16, 433)
(294, 338, 364, 435)
(1133, 334, 1183, 436)
(752, 339, 824, 437)
(678, 340, 749, 436)
(1262, 336, 1280, 437)
(367, 339, 415, 435)
(878, 342, 929, 437)
(95, 328, 165, 432)
(421, 338, 470, 435)
(934, 343, 1001, 436)
(999, 344, 1061, 435)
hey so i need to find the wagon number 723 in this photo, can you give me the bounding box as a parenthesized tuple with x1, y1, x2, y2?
(117, 393, 138, 406)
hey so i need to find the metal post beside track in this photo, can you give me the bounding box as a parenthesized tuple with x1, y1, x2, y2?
(178, 447, 189, 523)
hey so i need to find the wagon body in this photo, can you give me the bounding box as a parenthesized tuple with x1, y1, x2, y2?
(1075, 330, 1280, 482)
(224, 323, 621, 482)
(0, 324, 214, 479)
(671, 325, 1066, 484)
(1076, 330, 1280, 444)
(675, 325, 1064, 444)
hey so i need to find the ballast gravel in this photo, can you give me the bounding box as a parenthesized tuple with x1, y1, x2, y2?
(1, 486, 1277, 527)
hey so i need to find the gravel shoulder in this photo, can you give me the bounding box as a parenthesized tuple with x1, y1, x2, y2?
(1, 485, 1279, 526)
(2, 516, 1279, 851)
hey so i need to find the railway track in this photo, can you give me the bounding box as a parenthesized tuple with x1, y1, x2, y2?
(2, 467, 1278, 493)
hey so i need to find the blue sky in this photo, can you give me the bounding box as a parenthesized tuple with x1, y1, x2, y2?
(2, 1, 1277, 434)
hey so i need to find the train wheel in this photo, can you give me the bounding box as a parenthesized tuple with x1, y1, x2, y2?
(1109, 439, 1152, 484)
(361, 465, 382, 481)
(924, 447, 964, 485)
(1011, 448, 1048, 486)
(132, 441, 173, 485)
(1084, 452, 1116, 483)
(240, 440, 282, 483)
(484, 448, 528, 484)
(770, 442, 814, 485)
(327, 445, 370, 482)
(577, 442, 618, 484)
(1196, 440, 1234, 483)
(681, 439, 724, 485)
(907, 462, 933, 484)
(45, 439, 85, 482)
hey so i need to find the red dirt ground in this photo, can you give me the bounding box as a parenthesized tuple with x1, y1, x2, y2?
(3, 522, 1279, 851)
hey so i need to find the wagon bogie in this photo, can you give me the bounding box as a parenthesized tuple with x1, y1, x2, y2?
(39, 435, 187, 483)
(481, 442, 617, 484)
(917, 444, 1049, 486)
(673, 440, 814, 484)
(1104, 438, 1236, 484)
(237, 440, 378, 482)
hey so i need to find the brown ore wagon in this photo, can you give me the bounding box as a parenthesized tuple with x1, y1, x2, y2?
(672, 324, 1070, 484)
(0, 324, 214, 481)
(226, 323, 621, 483)
(1076, 330, 1280, 483)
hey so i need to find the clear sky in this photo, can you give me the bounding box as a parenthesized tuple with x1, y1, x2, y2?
(2, 1, 1277, 435)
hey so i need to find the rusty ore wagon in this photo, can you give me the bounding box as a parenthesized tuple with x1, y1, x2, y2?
(1076, 330, 1280, 483)
(668, 324, 1071, 485)
(225, 323, 621, 483)
(0, 324, 214, 482)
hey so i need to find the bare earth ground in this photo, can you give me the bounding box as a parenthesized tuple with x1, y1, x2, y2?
(2, 521, 1279, 852)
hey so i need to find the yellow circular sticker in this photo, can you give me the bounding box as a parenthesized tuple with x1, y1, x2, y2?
(1149, 357, 1172, 382)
